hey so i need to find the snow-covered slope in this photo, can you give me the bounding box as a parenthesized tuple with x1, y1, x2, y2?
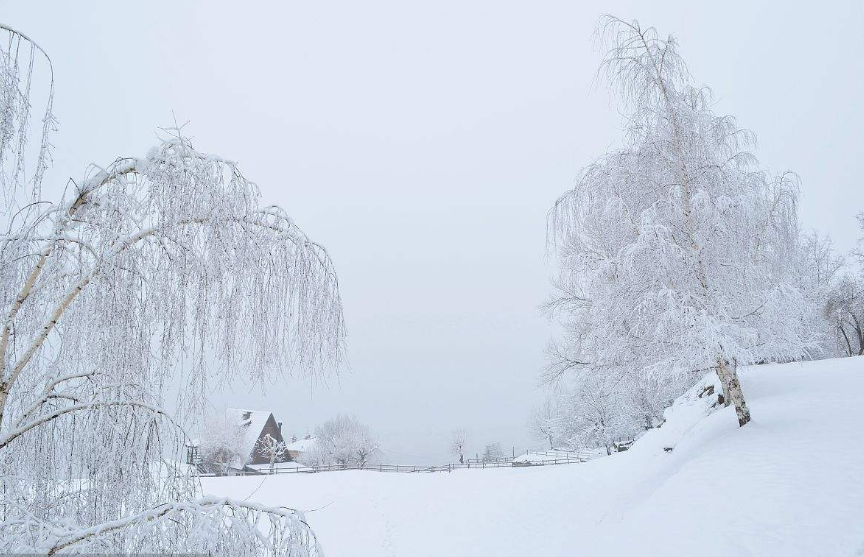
(202, 357, 864, 556)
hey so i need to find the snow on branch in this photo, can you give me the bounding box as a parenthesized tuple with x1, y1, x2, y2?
(0, 23, 56, 213)
(12, 497, 320, 556)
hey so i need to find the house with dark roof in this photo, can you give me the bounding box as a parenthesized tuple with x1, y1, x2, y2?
(187, 408, 292, 474)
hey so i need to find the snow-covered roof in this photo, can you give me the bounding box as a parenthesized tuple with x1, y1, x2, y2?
(226, 408, 274, 463)
(285, 436, 317, 453)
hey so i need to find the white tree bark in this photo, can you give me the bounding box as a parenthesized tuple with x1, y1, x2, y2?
(717, 358, 751, 427)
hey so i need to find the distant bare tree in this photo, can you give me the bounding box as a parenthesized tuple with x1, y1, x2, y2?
(807, 217, 864, 358)
(794, 232, 846, 357)
(529, 397, 559, 449)
(256, 433, 288, 473)
(825, 272, 864, 357)
(482, 442, 505, 462)
(449, 428, 468, 464)
(836, 215, 864, 355)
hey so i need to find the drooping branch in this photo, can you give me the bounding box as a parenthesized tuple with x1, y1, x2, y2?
(13, 370, 94, 428)
(0, 400, 182, 450)
(46, 497, 319, 556)
(1, 153, 345, 427)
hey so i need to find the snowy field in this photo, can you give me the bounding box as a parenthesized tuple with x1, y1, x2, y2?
(202, 357, 864, 557)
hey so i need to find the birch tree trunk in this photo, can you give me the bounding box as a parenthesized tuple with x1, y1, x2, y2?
(716, 358, 751, 427)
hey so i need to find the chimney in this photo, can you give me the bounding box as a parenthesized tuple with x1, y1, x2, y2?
(291, 435, 298, 443)
(277, 421, 282, 433)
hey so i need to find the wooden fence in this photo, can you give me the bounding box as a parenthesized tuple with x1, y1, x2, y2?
(197, 450, 590, 477)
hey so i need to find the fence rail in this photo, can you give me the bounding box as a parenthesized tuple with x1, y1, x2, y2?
(196, 453, 590, 477)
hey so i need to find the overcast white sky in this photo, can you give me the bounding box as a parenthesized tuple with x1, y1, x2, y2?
(4, 0, 862, 462)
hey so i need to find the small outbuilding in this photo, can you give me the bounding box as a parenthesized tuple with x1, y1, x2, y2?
(285, 433, 317, 462)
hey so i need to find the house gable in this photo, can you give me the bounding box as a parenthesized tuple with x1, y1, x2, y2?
(247, 413, 291, 465)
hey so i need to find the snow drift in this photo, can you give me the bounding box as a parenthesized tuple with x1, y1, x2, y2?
(203, 357, 864, 556)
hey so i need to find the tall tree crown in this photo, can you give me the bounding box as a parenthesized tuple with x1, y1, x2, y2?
(547, 16, 813, 391)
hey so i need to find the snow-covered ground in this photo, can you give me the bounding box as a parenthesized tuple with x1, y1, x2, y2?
(202, 357, 864, 556)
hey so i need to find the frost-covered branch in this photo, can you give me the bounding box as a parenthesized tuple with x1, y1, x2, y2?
(44, 497, 319, 556)
(0, 400, 178, 450)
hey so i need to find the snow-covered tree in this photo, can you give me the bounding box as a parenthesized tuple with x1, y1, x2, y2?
(793, 232, 846, 357)
(826, 277, 864, 356)
(555, 374, 637, 455)
(534, 369, 661, 455)
(199, 408, 247, 475)
(449, 427, 468, 463)
(624, 372, 676, 431)
(298, 438, 327, 467)
(822, 222, 864, 358)
(547, 16, 817, 428)
(256, 433, 289, 473)
(0, 25, 344, 555)
(829, 215, 864, 356)
(856, 213, 864, 261)
(307, 414, 378, 468)
(790, 220, 864, 359)
(529, 397, 560, 449)
(482, 442, 505, 462)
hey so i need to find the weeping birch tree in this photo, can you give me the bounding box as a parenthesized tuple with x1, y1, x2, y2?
(547, 16, 815, 428)
(0, 25, 344, 555)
